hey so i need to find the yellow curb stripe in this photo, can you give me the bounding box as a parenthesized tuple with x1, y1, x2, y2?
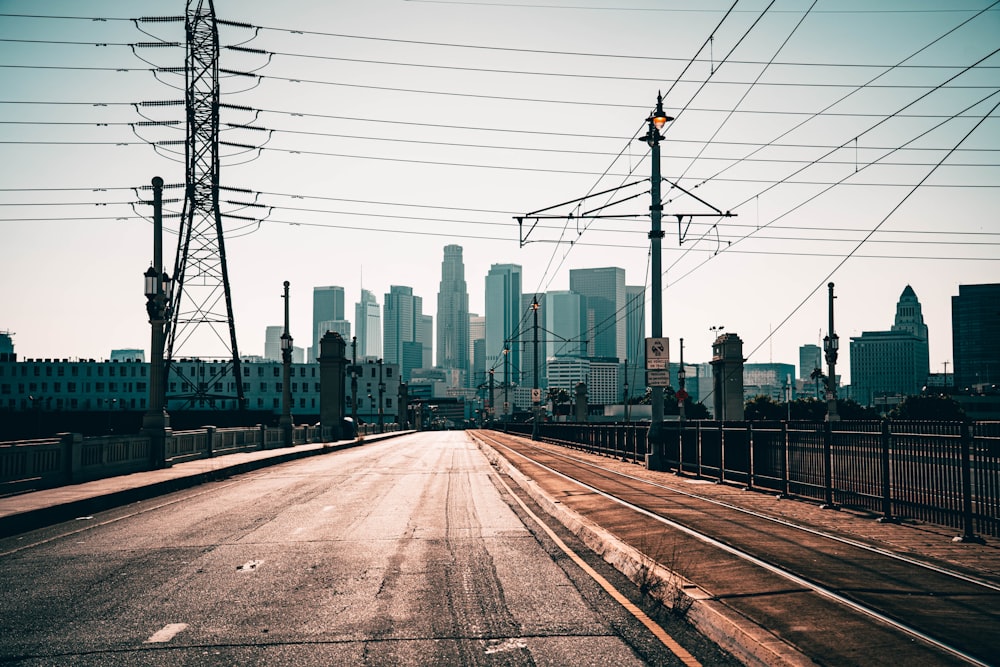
(492, 469, 702, 667)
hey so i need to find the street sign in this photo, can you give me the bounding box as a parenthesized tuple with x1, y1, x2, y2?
(647, 370, 671, 387)
(645, 337, 669, 369)
(531, 388, 541, 402)
(676, 388, 689, 402)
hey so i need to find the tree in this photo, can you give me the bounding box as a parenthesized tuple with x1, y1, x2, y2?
(889, 394, 965, 421)
(546, 387, 571, 416)
(837, 398, 879, 420)
(744, 395, 784, 421)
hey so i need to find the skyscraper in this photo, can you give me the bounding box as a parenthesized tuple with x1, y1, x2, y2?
(485, 264, 522, 386)
(384, 285, 423, 381)
(355, 289, 381, 359)
(570, 267, 626, 361)
(264, 325, 283, 362)
(469, 314, 485, 387)
(850, 285, 930, 406)
(952, 283, 1000, 390)
(312, 286, 345, 362)
(436, 245, 470, 385)
(624, 285, 646, 369)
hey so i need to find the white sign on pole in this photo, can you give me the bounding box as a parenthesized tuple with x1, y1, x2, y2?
(647, 370, 671, 387)
(531, 388, 541, 403)
(645, 337, 669, 370)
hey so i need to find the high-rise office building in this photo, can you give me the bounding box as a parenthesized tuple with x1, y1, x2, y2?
(521, 292, 544, 391)
(545, 291, 585, 359)
(418, 314, 433, 369)
(264, 325, 283, 362)
(469, 314, 486, 386)
(312, 286, 345, 362)
(485, 264, 522, 386)
(436, 245, 470, 385)
(850, 285, 930, 406)
(799, 344, 821, 380)
(384, 285, 424, 382)
(624, 285, 645, 369)
(355, 289, 382, 359)
(570, 267, 626, 361)
(952, 283, 1000, 390)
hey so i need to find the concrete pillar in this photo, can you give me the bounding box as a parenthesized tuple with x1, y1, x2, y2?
(711, 333, 745, 421)
(574, 382, 588, 422)
(319, 331, 348, 441)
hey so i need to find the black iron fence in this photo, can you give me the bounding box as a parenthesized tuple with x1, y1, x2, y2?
(503, 420, 1000, 539)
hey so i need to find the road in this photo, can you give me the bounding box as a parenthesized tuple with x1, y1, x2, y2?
(0, 432, 733, 666)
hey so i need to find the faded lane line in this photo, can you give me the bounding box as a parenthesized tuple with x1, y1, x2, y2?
(491, 469, 701, 667)
(144, 623, 188, 643)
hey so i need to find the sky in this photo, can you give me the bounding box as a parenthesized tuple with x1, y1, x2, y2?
(1, 0, 998, 385)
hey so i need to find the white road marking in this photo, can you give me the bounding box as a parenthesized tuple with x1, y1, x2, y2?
(484, 637, 527, 655)
(144, 623, 188, 643)
(237, 559, 263, 571)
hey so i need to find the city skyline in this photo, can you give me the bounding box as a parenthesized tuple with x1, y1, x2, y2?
(1, 1, 997, 385)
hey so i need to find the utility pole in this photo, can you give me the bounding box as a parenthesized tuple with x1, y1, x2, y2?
(644, 92, 673, 470)
(532, 296, 541, 441)
(350, 336, 358, 427)
(280, 281, 293, 447)
(824, 282, 840, 422)
(142, 176, 172, 468)
(377, 358, 385, 433)
(678, 337, 687, 422)
(503, 345, 509, 421)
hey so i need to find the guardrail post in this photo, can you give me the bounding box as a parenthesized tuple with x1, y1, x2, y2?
(821, 421, 838, 510)
(204, 426, 216, 458)
(778, 421, 789, 499)
(676, 421, 685, 475)
(61, 432, 83, 484)
(718, 422, 726, 485)
(877, 418, 898, 523)
(695, 421, 703, 478)
(954, 421, 984, 543)
(745, 423, 755, 491)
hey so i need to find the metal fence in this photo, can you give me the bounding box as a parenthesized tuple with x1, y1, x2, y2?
(504, 420, 1000, 539)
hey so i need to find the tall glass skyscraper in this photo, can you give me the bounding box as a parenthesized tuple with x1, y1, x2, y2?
(569, 267, 626, 361)
(485, 264, 522, 386)
(436, 245, 470, 385)
(312, 286, 345, 361)
(952, 283, 1000, 390)
(384, 285, 423, 381)
(354, 289, 381, 359)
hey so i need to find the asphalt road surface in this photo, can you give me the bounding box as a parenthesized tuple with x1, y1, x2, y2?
(0, 432, 735, 666)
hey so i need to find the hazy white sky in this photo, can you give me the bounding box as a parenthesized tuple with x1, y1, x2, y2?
(1, 0, 997, 384)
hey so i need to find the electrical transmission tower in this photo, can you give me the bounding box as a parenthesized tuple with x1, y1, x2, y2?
(167, 0, 245, 409)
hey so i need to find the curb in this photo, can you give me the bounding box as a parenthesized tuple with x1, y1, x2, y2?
(476, 437, 816, 667)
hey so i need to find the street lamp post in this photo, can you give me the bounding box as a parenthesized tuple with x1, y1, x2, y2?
(824, 282, 840, 422)
(678, 337, 687, 422)
(279, 280, 294, 447)
(142, 176, 173, 468)
(350, 336, 359, 428)
(642, 92, 673, 471)
(377, 358, 385, 433)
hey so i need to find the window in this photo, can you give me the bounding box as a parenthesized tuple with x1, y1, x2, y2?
(276, 383, 282, 392)
(273, 398, 279, 408)
(292, 383, 298, 393)
(109, 366, 116, 377)
(71, 366, 78, 376)
(260, 382, 267, 392)
(57, 366, 65, 376)
(0, 384, 9, 395)
(215, 382, 223, 392)
(109, 383, 117, 392)
(96, 382, 105, 393)
(54, 383, 61, 393)
(257, 367, 264, 377)
(386, 398, 393, 408)
(46, 366, 52, 377)
(299, 367, 306, 377)
(273, 367, 280, 377)
(299, 398, 306, 408)
(136, 383, 146, 392)
(244, 367, 250, 377)
(97, 366, 103, 377)
(33, 366, 40, 376)
(257, 398, 263, 408)
(386, 367, 393, 378)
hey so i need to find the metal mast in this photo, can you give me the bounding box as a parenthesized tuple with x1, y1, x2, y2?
(167, 0, 245, 408)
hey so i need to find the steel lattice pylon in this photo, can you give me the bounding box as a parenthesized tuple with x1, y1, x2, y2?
(166, 0, 245, 409)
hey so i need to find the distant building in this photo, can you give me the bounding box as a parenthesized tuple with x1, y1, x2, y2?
(546, 356, 619, 406)
(312, 286, 346, 362)
(0, 331, 14, 362)
(485, 264, 522, 386)
(625, 285, 646, 369)
(570, 267, 626, 361)
(354, 289, 382, 359)
(952, 283, 1000, 391)
(799, 344, 821, 380)
(850, 285, 930, 406)
(264, 326, 283, 362)
(520, 292, 544, 391)
(469, 314, 486, 387)
(384, 285, 424, 382)
(436, 245, 470, 386)
(743, 363, 796, 403)
(110, 349, 145, 363)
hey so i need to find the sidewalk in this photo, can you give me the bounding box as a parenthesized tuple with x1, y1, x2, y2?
(0, 432, 409, 539)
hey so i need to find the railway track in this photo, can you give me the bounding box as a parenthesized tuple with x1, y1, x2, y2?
(473, 430, 1000, 666)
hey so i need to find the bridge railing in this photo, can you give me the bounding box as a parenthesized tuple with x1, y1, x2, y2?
(0, 423, 346, 496)
(504, 419, 1000, 539)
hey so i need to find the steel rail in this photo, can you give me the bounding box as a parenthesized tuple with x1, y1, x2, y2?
(477, 431, 992, 667)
